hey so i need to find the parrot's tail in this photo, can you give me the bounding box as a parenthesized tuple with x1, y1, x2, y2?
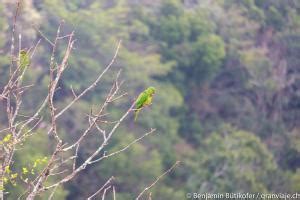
(134, 109, 140, 122)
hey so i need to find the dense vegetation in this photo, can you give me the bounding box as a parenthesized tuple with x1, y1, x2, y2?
(1, 0, 300, 199)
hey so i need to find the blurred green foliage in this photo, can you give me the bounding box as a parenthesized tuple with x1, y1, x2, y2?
(0, 0, 300, 199)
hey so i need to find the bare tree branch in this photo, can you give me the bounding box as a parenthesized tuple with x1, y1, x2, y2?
(55, 40, 122, 119)
(90, 128, 156, 164)
(87, 176, 114, 200)
(136, 161, 181, 200)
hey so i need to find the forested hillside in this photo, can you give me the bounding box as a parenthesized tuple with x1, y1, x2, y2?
(0, 0, 300, 199)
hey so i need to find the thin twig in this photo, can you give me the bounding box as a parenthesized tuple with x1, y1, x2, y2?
(33, 25, 55, 46)
(136, 161, 181, 200)
(87, 177, 114, 200)
(101, 186, 111, 200)
(90, 128, 156, 164)
(48, 185, 59, 200)
(55, 40, 122, 119)
(113, 186, 116, 200)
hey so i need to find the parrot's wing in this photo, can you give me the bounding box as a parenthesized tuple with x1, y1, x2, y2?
(144, 95, 153, 106)
(136, 92, 148, 109)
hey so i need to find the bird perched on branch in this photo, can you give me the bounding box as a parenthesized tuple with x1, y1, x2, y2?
(134, 87, 156, 121)
(18, 49, 30, 81)
(19, 49, 30, 71)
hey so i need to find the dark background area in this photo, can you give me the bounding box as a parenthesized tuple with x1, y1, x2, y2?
(0, 0, 300, 199)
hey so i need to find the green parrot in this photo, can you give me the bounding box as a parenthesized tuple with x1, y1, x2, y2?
(19, 49, 30, 76)
(134, 87, 156, 121)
